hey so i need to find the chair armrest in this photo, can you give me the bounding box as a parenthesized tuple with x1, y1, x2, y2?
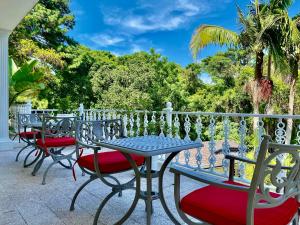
(170, 165, 249, 192)
(76, 140, 101, 151)
(225, 155, 256, 164)
(225, 154, 292, 181)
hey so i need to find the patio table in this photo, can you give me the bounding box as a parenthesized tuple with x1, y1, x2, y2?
(97, 135, 202, 225)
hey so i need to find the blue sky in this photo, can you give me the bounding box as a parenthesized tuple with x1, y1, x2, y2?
(69, 0, 300, 68)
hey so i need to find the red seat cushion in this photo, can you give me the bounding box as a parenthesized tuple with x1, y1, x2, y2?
(36, 137, 76, 149)
(77, 151, 145, 174)
(180, 182, 298, 225)
(20, 131, 41, 139)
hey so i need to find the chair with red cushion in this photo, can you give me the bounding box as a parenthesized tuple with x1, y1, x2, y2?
(31, 115, 80, 184)
(15, 113, 43, 167)
(170, 136, 300, 225)
(70, 119, 145, 225)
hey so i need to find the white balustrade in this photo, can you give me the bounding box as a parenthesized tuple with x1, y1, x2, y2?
(31, 103, 300, 180)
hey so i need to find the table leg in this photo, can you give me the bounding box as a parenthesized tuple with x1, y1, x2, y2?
(159, 151, 181, 225)
(146, 157, 152, 225)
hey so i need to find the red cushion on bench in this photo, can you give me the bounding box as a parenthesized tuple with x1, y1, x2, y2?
(77, 151, 144, 174)
(36, 137, 76, 148)
(180, 181, 298, 225)
(20, 131, 41, 139)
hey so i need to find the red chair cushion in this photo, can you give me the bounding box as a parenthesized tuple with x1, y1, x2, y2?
(180, 181, 298, 225)
(77, 151, 145, 174)
(20, 131, 41, 139)
(36, 137, 76, 149)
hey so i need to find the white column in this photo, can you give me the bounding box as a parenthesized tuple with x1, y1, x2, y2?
(0, 29, 13, 150)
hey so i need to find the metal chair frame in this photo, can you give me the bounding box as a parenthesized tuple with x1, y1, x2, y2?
(31, 115, 80, 184)
(15, 113, 43, 167)
(171, 135, 300, 225)
(70, 119, 145, 225)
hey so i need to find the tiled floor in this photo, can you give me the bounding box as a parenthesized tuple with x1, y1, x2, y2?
(0, 145, 204, 225)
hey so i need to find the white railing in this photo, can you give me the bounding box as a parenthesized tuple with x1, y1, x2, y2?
(80, 102, 300, 179)
(11, 102, 300, 179)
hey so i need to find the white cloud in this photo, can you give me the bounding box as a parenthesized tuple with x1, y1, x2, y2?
(89, 34, 124, 47)
(125, 16, 184, 32)
(100, 0, 216, 33)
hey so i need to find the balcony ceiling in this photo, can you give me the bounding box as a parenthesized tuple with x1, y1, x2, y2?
(0, 0, 38, 31)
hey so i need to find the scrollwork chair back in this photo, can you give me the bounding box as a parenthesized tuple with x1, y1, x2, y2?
(18, 113, 42, 134)
(247, 136, 300, 224)
(42, 115, 80, 138)
(76, 119, 124, 147)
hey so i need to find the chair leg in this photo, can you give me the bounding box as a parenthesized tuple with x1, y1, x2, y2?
(15, 144, 30, 162)
(12, 133, 18, 141)
(32, 154, 46, 176)
(93, 191, 119, 225)
(57, 159, 72, 169)
(24, 148, 41, 168)
(293, 213, 299, 225)
(41, 160, 58, 185)
(70, 176, 97, 211)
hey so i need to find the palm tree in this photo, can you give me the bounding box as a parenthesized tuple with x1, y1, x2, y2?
(9, 58, 45, 106)
(276, 13, 300, 143)
(190, 0, 293, 129)
(252, 1, 300, 143)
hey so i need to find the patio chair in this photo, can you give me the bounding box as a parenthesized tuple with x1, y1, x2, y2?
(15, 113, 43, 167)
(170, 135, 300, 225)
(31, 115, 80, 184)
(70, 119, 145, 225)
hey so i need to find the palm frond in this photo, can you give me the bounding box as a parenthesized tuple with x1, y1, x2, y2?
(190, 25, 239, 58)
(270, 0, 293, 10)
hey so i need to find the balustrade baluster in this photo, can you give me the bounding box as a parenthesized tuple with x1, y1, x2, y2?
(143, 112, 148, 136)
(195, 115, 203, 169)
(222, 116, 230, 174)
(136, 112, 140, 136)
(174, 114, 180, 139)
(123, 114, 128, 137)
(275, 118, 286, 144)
(184, 114, 191, 140)
(151, 112, 156, 135)
(184, 115, 191, 166)
(275, 118, 287, 181)
(238, 117, 247, 178)
(159, 112, 165, 137)
(208, 116, 217, 171)
(255, 118, 264, 158)
(174, 113, 180, 163)
(129, 113, 134, 136)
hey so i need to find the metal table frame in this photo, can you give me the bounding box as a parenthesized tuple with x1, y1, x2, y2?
(97, 136, 202, 225)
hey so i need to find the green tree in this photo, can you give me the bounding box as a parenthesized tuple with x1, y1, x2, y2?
(8, 0, 76, 108)
(9, 59, 45, 106)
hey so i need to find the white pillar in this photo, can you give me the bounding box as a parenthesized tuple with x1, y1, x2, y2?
(165, 102, 173, 137)
(0, 29, 13, 150)
(25, 100, 32, 114)
(79, 103, 84, 118)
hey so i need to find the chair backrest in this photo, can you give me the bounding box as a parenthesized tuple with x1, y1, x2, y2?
(75, 119, 124, 147)
(247, 135, 300, 223)
(18, 113, 42, 131)
(42, 115, 80, 138)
